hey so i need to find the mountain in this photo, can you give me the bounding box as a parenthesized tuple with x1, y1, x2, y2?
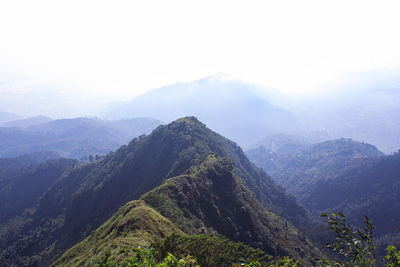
(0, 151, 61, 170)
(247, 138, 400, 256)
(102, 72, 400, 153)
(103, 74, 295, 147)
(2, 116, 53, 128)
(0, 111, 21, 125)
(0, 153, 77, 224)
(0, 117, 314, 266)
(246, 138, 385, 206)
(99, 71, 400, 154)
(294, 151, 400, 256)
(301, 152, 400, 232)
(0, 117, 161, 158)
(54, 155, 319, 266)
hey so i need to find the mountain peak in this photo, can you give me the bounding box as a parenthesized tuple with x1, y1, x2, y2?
(308, 138, 385, 158)
(168, 116, 204, 129)
(102, 75, 293, 147)
(0, 115, 315, 266)
(55, 153, 319, 266)
(174, 116, 201, 125)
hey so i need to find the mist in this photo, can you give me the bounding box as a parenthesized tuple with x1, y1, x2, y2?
(1, 68, 399, 154)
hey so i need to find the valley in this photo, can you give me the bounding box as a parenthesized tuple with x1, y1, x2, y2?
(0, 76, 399, 266)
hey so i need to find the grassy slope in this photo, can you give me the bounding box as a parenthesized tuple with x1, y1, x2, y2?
(141, 155, 318, 260)
(53, 200, 183, 266)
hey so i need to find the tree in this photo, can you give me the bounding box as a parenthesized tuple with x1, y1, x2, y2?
(320, 211, 376, 266)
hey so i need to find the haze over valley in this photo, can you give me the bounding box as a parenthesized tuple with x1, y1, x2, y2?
(2, 71, 399, 155)
(1, 1, 400, 266)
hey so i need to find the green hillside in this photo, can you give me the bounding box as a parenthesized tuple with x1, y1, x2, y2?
(248, 137, 400, 257)
(54, 155, 320, 266)
(247, 138, 384, 204)
(0, 117, 312, 266)
(0, 153, 77, 224)
(52, 200, 183, 266)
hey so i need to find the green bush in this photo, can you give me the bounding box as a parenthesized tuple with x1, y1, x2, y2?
(93, 247, 199, 267)
(384, 246, 400, 267)
(153, 233, 270, 267)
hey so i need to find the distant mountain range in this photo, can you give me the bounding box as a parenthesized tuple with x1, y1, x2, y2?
(0, 72, 399, 264)
(0, 117, 320, 266)
(103, 74, 295, 147)
(0, 117, 162, 158)
(2, 115, 53, 128)
(0, 111, 21, 125)
(247, 138, 385, 202)
(247, 137, 400, 255)
(102, 73, 400, 153)
(1, 73, 399, 153)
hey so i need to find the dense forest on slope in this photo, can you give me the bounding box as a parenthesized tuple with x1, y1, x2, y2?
(304, 152, 400, 236)
(248, 138, 400, 256)
(0, 152, 77, 224)
(247, 138, 384, 202)
(0, 117, 161, 158)
(0, 117, 314, 266)
(0, 151, 61, 171)
(0, 153, 78, 266)
(54, 155, 320, 266)
(0, 161, 77, 226)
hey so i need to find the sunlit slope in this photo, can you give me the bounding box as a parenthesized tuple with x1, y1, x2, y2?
(52, 200, 183, 266)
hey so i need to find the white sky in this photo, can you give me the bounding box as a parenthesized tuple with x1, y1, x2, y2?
(1, 0, 400, 101)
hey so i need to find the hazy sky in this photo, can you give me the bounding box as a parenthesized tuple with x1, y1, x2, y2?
(1, 0, 400, 102)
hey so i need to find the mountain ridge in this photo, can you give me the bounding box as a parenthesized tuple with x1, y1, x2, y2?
(0, 116, 313, 266)
(247, 137, 385, 201)
(54, 154, 320, 266)
(103, 76, 294, 147)
(0, 117, 161, 158)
